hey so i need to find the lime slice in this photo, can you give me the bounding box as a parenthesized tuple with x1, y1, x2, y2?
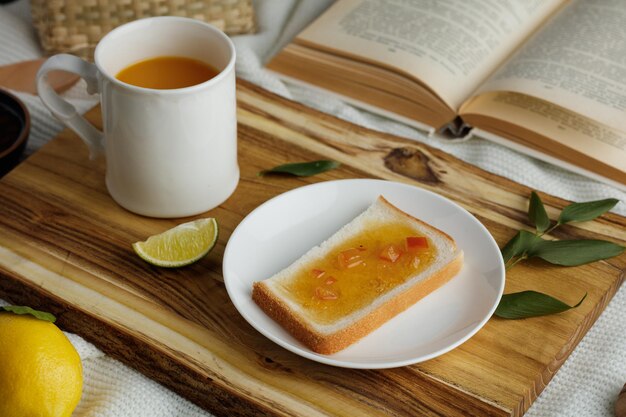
(133, 218, 218, 267)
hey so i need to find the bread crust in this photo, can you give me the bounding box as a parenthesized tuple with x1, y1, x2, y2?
(251, 195, 464, 355)
(253, 252, 463, 354)
(377, 196, 457, 246)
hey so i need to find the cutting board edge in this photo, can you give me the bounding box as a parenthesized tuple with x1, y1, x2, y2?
(521, 269, 624, 416)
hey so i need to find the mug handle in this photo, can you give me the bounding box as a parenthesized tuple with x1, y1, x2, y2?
(36, 54, 104, 158)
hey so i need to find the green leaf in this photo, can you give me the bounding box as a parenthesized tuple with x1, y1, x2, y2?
(259, 160, 340, 177)
(500, 230, 542, 264)
(528, 239, 624, 266)
(558, 198, 619, 224)
(528, 191, 551, 233)
(495, 291, 586, 319)
(0, 305, 56, 323)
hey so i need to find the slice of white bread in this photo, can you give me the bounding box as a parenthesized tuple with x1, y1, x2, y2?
(252, 196, 463, 354)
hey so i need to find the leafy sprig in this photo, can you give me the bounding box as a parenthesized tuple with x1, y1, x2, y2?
(496, 291, 587, 319)
(0, 305, 56, 322)
(495, 192, 623, 319)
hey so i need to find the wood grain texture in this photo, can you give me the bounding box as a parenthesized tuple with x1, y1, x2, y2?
(617, 383, 626, 417)
(0, 79, 624, 417)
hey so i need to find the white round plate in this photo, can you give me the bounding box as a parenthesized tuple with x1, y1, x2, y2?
(223, 179, 504, 369)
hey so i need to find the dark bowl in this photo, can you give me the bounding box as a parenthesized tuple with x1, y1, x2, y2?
(0, 89, 30, 177)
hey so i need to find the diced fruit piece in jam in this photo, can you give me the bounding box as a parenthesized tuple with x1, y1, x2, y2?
(410, 255, 421, 269)
(311, 269, 326, 279)
(406, 236, 429, 251)
(315, 286, 338, 300)
(379, 244, 402, 263)
(325, 276, 337, 285)
(338, 248, 365, 269)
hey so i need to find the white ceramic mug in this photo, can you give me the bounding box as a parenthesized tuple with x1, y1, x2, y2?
(37, 17, 239, 218)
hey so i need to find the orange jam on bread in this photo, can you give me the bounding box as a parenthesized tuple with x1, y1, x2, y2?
(279, 220, 436, 325)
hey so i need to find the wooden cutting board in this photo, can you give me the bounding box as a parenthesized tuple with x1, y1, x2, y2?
(0, 80, 624, 417)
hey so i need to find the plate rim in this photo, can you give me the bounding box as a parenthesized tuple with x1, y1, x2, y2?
(223, 179, 505, 369)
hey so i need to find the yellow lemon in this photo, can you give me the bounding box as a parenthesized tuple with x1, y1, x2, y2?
(0, 312, 83, 417)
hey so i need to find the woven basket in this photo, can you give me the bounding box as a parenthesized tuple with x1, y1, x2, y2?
(31, 0, 256, 59)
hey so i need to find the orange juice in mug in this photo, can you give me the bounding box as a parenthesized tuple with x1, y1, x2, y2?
(37, 17, 238, 218)
(116, 56, 220, 89)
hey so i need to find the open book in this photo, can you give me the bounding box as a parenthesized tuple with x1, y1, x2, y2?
(267, 0, 626, 189)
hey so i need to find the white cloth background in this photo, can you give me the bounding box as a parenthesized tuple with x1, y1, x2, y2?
(1, 1, 624, 416)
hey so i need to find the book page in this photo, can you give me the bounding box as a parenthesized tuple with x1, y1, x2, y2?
(476, 0, 626, 133)
(463, 92, 626, 175)
(296, 0, 564, 110)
